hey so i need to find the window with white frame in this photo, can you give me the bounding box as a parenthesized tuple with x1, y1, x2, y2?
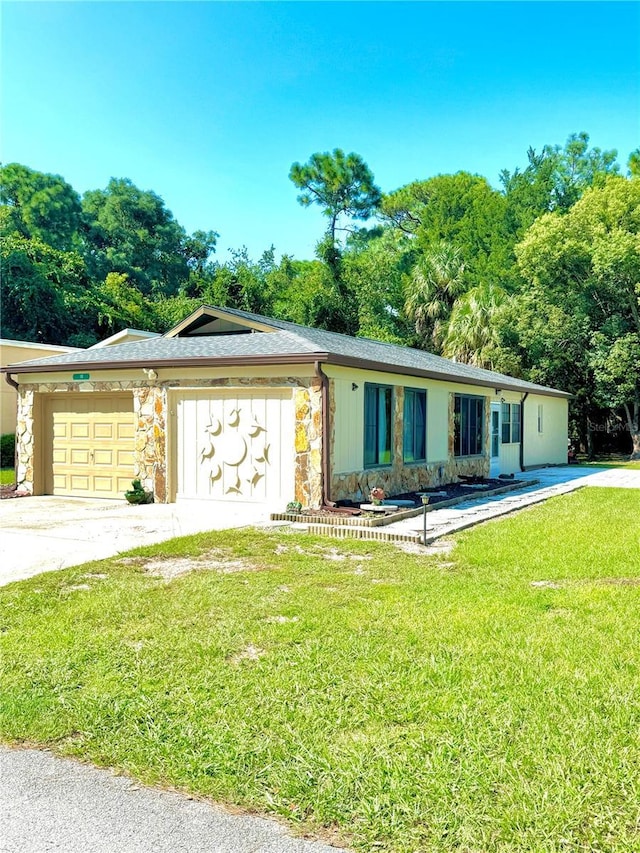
(501, 402, 521, 443)
(537, 404, 544, 433)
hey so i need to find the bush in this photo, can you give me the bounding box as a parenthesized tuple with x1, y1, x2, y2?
(0, 434, 15, 468)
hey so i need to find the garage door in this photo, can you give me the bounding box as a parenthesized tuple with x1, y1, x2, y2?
(45, 395, 135, 498)
(174, 389, 294, 504)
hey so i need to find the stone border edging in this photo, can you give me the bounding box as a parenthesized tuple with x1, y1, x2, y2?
(270, 479, 539, 530)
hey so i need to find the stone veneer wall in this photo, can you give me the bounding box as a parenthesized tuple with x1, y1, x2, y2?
(329, 386, 491, 502)
(15, 387, 35, 490)
(14, 375, 323, 506)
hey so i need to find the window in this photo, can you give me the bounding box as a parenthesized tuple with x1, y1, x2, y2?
(364, 384, 393, 467)
(537, 404, 544, 434)
(501, 403, 521, 443)
(454, 394, 485, 457)
(403, 389, 427, 463)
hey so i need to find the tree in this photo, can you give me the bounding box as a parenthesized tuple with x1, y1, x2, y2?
(0, 163, 82, 250)
(0, 233, 88, 344)
(342, 228, 417, 344)
(82, 178, 190, 295)
(289, 149, 381, 246)
(382, 172, 514, 292)
(501, 132, 620, 233)
(404, 242, 465, 350)
(442, 281, 509, 369)
(515, 175, 640, 458)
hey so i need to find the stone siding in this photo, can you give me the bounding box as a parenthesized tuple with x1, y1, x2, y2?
(330, 388, 491, 502)
(15, 375, 323, 506)
(15, 387, 35, 491)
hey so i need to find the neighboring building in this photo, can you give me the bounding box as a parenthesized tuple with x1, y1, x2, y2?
(2, 306, 570, 507)
(0, 330, 160, 438)
(88, 328, 161, 349)
(0, 340, 81, 436)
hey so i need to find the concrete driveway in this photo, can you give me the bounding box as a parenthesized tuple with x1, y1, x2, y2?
(0, 496, 270, 587)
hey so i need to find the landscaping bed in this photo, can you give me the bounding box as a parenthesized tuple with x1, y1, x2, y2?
(271, 477, 537, 528)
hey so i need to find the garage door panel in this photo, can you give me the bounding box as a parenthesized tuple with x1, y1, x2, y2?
(70, 449, 90, 465)
(175, 390, 294, 505)
(94, 422, 115, 439)
(45, 395, 135, 499)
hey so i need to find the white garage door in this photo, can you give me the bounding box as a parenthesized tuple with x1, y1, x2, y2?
(174, 389, 295, 504)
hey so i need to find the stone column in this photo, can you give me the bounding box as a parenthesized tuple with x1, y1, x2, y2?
(133, 385, 167, 502)
(15, 387, 35, 493)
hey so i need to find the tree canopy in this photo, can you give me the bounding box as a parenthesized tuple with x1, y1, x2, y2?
(2, 132, 637, 456)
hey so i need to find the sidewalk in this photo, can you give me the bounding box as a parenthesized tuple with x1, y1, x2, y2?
(0, 747, 345, 853)
(338, 466, 640, 545)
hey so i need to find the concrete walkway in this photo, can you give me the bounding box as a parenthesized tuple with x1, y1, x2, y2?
(0, 747, 344, 853)
(383, 465, 640, 543)
(0, 497, 270, 587)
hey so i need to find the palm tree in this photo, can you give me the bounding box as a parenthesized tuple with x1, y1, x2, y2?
(442, 280, 508, 369)
(404, 242, 465, 351)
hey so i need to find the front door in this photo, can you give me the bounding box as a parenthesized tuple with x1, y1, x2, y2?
(490, 403, 500, 478)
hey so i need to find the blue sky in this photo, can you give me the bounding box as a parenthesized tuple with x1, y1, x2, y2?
(2, 1, 638, 262)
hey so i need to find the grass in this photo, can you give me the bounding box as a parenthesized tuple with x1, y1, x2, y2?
(0, 468, 15, 485)
(1, 487, 639, 851)
(578, 455, 640, 470)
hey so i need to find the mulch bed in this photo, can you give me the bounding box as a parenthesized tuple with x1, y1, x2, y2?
(0, 483, 29, 500)
(314, 477, 522, 517)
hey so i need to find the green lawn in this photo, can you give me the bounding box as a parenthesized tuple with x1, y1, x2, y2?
(579, 456, 640, 470)
(1, 488, 639, 852)
(0, 468, 15, 486)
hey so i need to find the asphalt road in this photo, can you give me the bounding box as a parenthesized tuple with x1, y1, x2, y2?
(0, 747, 345, 853)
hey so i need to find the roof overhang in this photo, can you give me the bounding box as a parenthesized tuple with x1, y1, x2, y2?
(1, 351, 572, 398)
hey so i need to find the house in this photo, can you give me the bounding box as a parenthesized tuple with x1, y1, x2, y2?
(2, 306, 570, 507)
(0, 330, 160, 438)
(0, 339, 82, 436)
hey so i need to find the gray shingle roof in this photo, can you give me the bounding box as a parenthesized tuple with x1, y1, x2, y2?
(3, 305, 571, 398)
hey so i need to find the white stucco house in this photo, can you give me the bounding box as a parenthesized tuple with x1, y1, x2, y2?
(2, 306, 570, 507)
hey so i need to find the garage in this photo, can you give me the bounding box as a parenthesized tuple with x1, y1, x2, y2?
(174, 389, 294, 504)
(45, 394, 135, 499)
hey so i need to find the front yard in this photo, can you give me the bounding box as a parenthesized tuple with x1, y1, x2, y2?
(1, 487, 639, 852)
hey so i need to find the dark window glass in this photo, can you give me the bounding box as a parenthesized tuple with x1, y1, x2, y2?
(364, 384, 393, 467)
(454, 394, 485, 457)
(403, 389, 427, 463)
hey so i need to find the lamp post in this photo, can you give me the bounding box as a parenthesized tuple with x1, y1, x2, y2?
(421, 495, 430, 546)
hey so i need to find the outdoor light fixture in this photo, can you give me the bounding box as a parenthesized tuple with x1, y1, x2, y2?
(352, 382, 359, 391)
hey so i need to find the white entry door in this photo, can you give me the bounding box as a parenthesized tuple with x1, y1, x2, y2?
(174, 389, 294, 504)
(490, 402, 501, 478)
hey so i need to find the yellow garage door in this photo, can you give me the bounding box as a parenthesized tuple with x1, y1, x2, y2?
(45, 395, 135, 498)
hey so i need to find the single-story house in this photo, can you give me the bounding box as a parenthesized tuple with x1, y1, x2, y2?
(2, 306, 570, 507)
(0, 330, 160, 438)
(0, 339, 82, 435)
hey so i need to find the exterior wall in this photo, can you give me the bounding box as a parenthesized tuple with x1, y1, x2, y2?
(523, 394, 568, 468)
(1, 341, 80, 435)
(12, 364, 322, 507)
(326, 365, 492, 501)
(496, 390, 523, 476)
(11, 360, 569, 507)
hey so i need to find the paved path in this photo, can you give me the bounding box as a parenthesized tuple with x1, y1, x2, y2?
(0, 747, 344, 853)
(384, 465, 640, 543)
(0, 497, 270, 587)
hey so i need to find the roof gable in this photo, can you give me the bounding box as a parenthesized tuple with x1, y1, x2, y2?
(165, 306, 279, 338)
(2, 304, 572, 399)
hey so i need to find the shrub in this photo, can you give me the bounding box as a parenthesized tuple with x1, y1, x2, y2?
(0, 434, 15, 468)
